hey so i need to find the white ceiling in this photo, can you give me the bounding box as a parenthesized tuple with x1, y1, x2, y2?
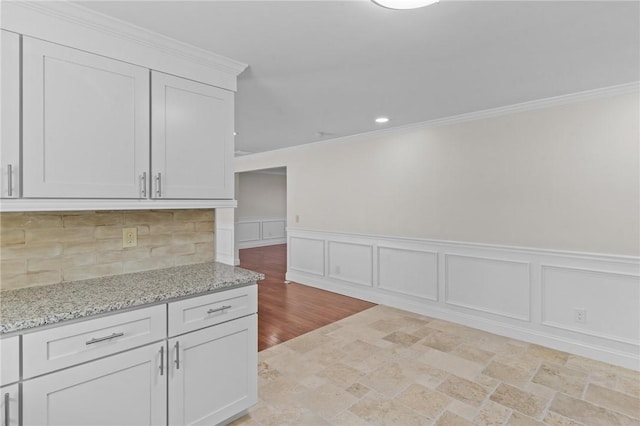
(77, 0, 640, 154)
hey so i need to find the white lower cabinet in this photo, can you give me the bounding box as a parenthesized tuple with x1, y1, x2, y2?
(0, 383, 19, 426)
(23, 343, 166, 426)
(17, 286, 258, 426)
(168, 315, 257, 426)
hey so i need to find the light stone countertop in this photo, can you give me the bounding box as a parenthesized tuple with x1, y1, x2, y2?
(0, 262, 264, 334)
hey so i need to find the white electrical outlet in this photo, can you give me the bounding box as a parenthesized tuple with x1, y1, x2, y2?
(574, 308, 586, 324)
(122, 227, 138, 248)
(335, 265, 341, 274)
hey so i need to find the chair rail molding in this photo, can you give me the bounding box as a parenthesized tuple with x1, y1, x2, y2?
(286, 227, 640, 370)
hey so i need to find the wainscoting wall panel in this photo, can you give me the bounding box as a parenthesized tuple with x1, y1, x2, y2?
(445, 254, 531, 321)
(236, 218, 286, 249)
(541, 265, 640, 344)
(327, 241, 373, 286)
(286, 228, 640, 370)
(289, 236, 324, 276)
(378, 246, 438, 301)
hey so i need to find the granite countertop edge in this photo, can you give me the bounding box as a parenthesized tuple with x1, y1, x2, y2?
(0, 261, 264, 335)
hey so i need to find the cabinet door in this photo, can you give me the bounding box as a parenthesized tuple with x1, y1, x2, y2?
(1, 30, 20, 199)
(152, 71, 234, 199)
(22, 37, 150, 198)
(23, 343, 166, 426)
(0, 384, 19, 426)
(168, 315, 257, 426)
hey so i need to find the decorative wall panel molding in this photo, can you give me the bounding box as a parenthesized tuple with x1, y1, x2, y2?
(235, 218, 286, 249)
(289, 236, 325, 276)
(541, 265, 640, 344)
(377, 246, 438, 301)
(444, 254, 531, 321)
(286, 228, 640, 370)
(327, 241, 373, 286)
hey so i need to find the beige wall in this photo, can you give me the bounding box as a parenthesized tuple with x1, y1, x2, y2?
(0, 209, 215, 290)
(235, 171, 286, 220)
(236, 92, 640, 256)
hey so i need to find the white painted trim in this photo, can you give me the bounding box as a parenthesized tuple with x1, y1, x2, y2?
(238, 238, 286, 250)
(540, 264, 640, 345)
(235, 218, 286, 249)
(443, 253, 532, 322)
(215, 208, 236, 266)
(287, 227, 639, 264)
(236, 82, 640, 161)
(327, 240, 374, 287)
(289, 236, 325, 277)
(286, 228, 640, 370)
(376, 245, 439, 302)
(286, 270, 639, 371)
(0, 199, 237, 212)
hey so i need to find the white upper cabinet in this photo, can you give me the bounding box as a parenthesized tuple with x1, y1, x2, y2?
(152, 71, 234, 200)
(22, 37, 150, 199)
(1, 30, 20, 199)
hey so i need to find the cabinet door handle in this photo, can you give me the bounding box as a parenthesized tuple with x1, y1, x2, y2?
(6, 164, 12, 197)
(207, 305, 232, 315)
(159, 345, 164, 376)
(155, 172, 162, 197)
(85, 332, 124, 345)
(4, 392, 9, 426)
(140, 172, 147, 197)
(174, 341, 180, 370)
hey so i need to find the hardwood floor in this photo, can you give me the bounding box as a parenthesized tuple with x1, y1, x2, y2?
(239, 244, 376, 351)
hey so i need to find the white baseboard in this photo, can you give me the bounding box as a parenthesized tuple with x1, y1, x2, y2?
(238, 238, 286, 250)
(286, 228, 640, 370)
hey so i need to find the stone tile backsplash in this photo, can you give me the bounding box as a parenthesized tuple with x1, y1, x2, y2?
(0, 209, 215, 290)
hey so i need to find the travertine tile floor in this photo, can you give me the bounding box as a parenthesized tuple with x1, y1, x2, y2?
(231, 305, 640, 426)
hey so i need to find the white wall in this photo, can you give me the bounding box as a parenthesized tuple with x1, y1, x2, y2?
(235, 171, 286, 221)
(236, 89, 640, 369)
(236, 90, 639, 256)
(234, 171, 287, 251)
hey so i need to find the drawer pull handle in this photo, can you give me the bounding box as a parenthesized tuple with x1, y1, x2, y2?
(140, 172, 147, 198)
(4, 392, 9, 426)
(159, 345, 165, 376)
(155, 173, 162, 198)
(85, 332, 124, 345)
(175, 341, 180, 370)
(207, 305, 232, 315)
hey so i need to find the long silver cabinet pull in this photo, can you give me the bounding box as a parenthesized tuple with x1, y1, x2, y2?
(7, 164, 12, 197)
(4, 392, 9, 426)
(140, 172, 147, 197)
(85, 332, 124, 345)
(155, 173, 162, 197)
(207, 305, 232, 315)
(159, 345, 164, 376)
(174, 341, 180, 370)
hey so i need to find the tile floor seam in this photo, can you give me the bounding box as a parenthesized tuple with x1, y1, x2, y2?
(238, 304, 640, 426)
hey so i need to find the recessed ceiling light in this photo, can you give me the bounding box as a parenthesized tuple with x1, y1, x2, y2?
(375, 117, 389, 124)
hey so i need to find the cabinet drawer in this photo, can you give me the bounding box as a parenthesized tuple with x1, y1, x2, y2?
(0, 336, 19, 386)
(168, 285, 257, 337)
(23, 305, 166, 379)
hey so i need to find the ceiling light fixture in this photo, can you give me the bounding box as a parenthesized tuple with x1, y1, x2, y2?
(375, 117, 389, 124)
(372, 0, 439, 10)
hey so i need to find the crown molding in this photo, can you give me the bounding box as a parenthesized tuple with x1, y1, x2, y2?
(239, 82, 640, 160)
(3, 0, 248, 77)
